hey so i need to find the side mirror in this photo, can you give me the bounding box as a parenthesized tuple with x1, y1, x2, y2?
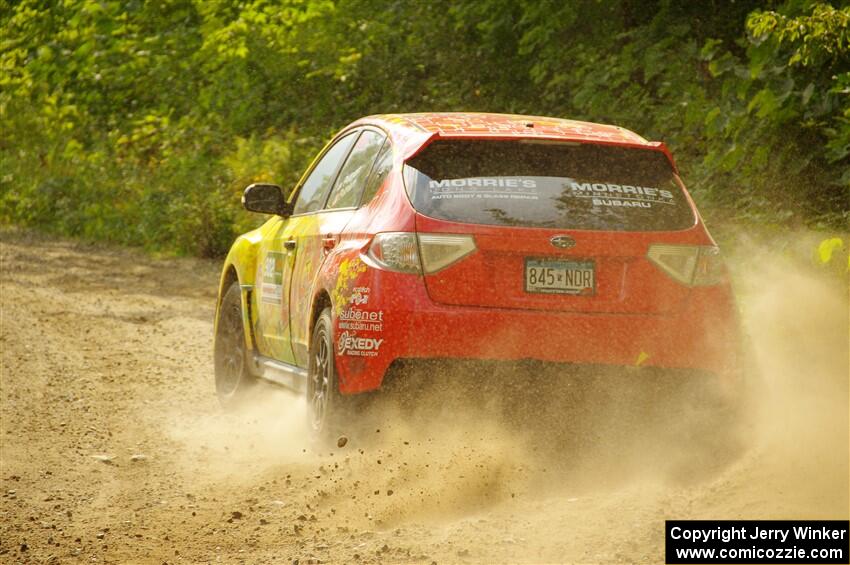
(242, 183, 291, 216)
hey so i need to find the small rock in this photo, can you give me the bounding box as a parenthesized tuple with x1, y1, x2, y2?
(96, 532, 105, 540)
(457, 548, 470, 557)
(386, 490, 393, 496)
(336, 436, 348, 448)
(91, 455, 115, 465)
(231, 511, 243, 520)
(20, 543, 28, 552)
(130, 454, 147, 462)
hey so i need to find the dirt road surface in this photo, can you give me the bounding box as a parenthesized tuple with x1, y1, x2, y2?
(1, 229, 847, 563)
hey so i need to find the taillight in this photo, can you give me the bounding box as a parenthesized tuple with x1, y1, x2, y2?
(366, 232, 477, 274)
(693, 246, 724, 285)
(418, 234, 476, 273)
(367, 233, 421, 273)
(647, 244, 724, 286)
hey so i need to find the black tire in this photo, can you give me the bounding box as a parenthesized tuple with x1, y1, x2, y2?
(307, 307, 349, 443)
(214, 282, 255, 408)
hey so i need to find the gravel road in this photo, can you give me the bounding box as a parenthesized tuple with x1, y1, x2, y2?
(1, 229, 847, 564)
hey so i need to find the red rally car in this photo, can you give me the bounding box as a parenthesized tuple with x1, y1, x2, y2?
(213, 112, 743, 439)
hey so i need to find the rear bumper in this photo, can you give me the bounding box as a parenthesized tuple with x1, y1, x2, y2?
(333, 269, 742, 395)
(378, 358, 732, 407)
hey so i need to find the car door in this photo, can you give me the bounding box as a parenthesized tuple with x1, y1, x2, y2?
(252, 216, 297, 363)
(288, 128, 388, 367)
(253, 131, 358, 364)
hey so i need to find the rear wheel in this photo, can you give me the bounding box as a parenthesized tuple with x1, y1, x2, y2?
(214, 282, 255, 408)
(307, 308, 349, 443)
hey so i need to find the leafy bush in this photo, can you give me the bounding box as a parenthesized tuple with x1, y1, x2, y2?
(1, 0, 847, 256)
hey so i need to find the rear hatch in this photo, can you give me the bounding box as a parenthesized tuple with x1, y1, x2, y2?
(405, 140, 703, 314)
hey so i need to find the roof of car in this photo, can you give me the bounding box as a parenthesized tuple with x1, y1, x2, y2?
(361, 112, 651, 145)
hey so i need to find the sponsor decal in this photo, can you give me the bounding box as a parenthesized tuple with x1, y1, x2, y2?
(428, 177, 540, 201)
(260, 252, 286, 304)
(338, 308, 384, 332)
(338, 286, 384, 334)
(429, 177, 538, 189)
(592, 198, 652, 208)
(564, 181, 676, 209)
(567, 182, 674, 199)
(349, 286, 369, 305)
(337, 331, 384, 357)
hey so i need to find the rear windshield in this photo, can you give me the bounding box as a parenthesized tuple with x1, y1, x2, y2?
(404, 140, 695, 231)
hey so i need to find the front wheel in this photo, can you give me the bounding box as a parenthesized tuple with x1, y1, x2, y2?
(214, 282, 255, 408)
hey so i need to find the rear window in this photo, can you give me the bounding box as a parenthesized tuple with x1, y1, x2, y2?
(404, 140, 695, 231)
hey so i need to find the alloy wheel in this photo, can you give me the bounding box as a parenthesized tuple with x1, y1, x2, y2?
(309, 324, 331, 432)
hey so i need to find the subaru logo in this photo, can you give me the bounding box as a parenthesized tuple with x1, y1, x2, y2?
(550, 235, 576, 249)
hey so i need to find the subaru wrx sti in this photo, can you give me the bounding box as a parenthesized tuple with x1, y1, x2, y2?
(213, 113, 743, 440)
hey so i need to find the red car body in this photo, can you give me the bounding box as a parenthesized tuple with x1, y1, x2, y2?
(217, 112, 742, 411)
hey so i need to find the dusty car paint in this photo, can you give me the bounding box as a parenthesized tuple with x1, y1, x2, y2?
(214, 112, 741, 396)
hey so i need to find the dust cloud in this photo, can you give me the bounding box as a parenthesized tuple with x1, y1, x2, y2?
(163, 229, 847, 552)
(164, 389, 313, 483)
(721, 229, 849, 516)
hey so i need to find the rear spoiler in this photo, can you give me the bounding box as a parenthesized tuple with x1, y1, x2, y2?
(402, 133, 680, 174)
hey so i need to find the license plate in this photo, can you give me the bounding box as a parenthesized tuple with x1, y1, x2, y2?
(524, 258, 595, 295)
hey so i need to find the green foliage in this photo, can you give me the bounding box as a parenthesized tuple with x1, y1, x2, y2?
(1, 0, 847, 256)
